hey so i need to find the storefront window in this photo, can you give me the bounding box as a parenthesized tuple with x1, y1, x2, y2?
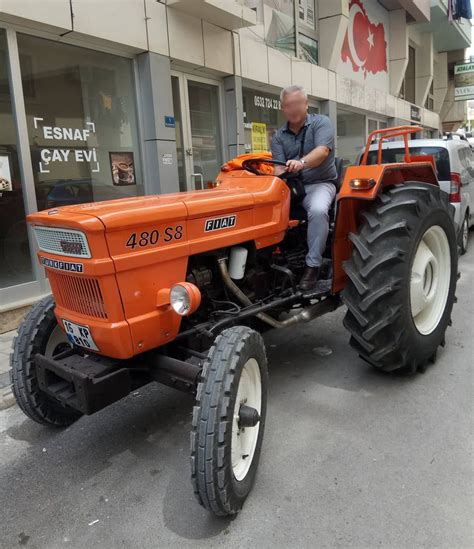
(187, 80, 223, 190)
(17, 34, 143, 210)
(243, 87, 319, 153)
(337, 108, 366, 166)
(400, 45, 416, 104)
(0, 30, 34, 289)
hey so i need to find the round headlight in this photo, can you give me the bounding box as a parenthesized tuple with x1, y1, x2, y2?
(169, 283, 201, 316)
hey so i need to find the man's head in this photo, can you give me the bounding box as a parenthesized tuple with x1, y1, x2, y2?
(280, 85, 308, 126)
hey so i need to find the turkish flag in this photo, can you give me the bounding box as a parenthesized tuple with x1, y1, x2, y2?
(341, 0, 388, 77)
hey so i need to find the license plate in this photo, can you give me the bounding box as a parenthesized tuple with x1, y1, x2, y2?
(62, 319, 99, 351)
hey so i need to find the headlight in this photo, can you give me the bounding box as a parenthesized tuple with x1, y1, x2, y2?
(169, 283, 201, 316)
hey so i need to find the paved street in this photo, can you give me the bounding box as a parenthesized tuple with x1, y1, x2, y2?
(1, 238, 472, 549)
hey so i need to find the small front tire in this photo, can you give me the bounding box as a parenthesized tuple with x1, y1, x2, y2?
(191, 326, 268, 516)
(10, 295, 82, 427)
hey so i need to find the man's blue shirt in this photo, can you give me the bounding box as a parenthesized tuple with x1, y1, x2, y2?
(271, 113, 337, 183)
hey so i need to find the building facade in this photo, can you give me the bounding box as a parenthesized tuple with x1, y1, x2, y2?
(0, 0, 471, 321)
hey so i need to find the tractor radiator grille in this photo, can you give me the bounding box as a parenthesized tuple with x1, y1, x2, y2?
(33, 226, 91, 258)
(48, 271, 108, 319)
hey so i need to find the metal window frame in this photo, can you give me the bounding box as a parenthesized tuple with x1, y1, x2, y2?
(170, 69, 228, 191)
(294, 0, 319, 65)
(0, 25, 146, 310)
(0, 27, 49, 310)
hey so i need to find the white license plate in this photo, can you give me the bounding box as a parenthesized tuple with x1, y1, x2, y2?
(62, 319, 99, 351)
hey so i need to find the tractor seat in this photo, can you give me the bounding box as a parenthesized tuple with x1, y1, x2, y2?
(290, 157, 345, 221)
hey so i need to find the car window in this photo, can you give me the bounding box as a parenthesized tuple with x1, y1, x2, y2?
(366, 146, 451, 180)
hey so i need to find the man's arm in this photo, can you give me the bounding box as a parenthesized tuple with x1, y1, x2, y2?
(270, 132, 285, 163)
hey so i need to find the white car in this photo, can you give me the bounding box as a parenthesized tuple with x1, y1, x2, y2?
(364, 136, 473, 254)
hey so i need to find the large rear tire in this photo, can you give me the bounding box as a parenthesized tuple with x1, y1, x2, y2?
(191, 326, 268, 516)
(10, 295, 82, 426)
(342, 183, 458, 375)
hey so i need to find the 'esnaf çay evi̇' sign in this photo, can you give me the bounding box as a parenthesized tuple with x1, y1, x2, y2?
(33, 117, 100, 174)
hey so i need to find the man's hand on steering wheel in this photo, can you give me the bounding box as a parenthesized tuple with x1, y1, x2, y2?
(286, 159, 304, 173)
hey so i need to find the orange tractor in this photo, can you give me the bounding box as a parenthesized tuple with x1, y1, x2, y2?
(11, 126, 458, 516)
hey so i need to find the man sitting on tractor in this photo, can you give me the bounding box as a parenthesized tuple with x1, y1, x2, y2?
(271, 85, 337, 291)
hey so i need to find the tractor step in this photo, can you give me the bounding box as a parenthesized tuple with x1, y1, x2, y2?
(301, 278, 332, 298)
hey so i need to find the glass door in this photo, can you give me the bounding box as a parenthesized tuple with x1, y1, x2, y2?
(171, 73, 224, 191)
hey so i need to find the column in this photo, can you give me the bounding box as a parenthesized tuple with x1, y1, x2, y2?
(136, 52, 179, 195)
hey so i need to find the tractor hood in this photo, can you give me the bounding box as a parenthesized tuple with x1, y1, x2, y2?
(39, 186, 255, 231)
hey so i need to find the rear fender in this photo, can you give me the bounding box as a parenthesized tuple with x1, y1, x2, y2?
(331, 162, 439, 293)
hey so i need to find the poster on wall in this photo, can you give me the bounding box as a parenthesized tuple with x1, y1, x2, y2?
(339, 0, 388, 90)
(109, 152, 136, 186)
(0, 153, 12, 192)
(251, 123, 269, 153)
(454, 62, 474, 101)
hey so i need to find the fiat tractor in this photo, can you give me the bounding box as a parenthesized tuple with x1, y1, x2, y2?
(10, 126, 458, 516)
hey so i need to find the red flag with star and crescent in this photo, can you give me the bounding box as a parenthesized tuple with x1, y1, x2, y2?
(341, 0, 387, 77)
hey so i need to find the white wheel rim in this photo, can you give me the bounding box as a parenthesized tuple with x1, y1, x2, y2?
(462, 218, 469, 249)
(410, 225, 451, 335)
(231, 358, 262, 482)
(45, 325, 70, 357)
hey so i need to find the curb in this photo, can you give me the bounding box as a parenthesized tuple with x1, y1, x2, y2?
(0, 387, 15, 411)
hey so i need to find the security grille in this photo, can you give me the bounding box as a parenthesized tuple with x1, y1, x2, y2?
(33, 226, 91, 258)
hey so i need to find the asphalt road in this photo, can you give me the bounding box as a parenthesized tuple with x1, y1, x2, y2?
(1, 237, 473, 549)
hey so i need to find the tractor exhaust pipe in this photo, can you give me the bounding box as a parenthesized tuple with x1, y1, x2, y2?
(218, 258, 283, 329)
(217, 258, 339, 330)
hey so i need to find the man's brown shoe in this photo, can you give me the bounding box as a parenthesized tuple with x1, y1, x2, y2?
(299, 265, 320, 291)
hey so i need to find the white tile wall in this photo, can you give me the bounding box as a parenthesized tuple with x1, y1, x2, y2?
(268, 47, 291, 88)
(291, 59, 312, 93)
(311, 65, 329, 100)
(0, 0, 72, 31)
(167, 8, 204, 66)
(336, 74, 352, 106)
(203, 21, 233, 74)
(71, 0, 148, 51)
(375, 90, 387, 115)
(239, 28, 268, 83)
(145, 0, 169, 56)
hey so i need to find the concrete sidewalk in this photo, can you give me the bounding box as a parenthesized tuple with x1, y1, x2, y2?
(0, 331, 16, 410)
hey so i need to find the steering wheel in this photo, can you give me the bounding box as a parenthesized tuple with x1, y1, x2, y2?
(241, 158, 289, 177)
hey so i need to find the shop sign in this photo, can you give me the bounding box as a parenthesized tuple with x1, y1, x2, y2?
(253, 95, 281, 111)
(33, 117, 100, 174)
(410, 105, 421, 123)
(454, 62, 474, 101)
(251, 122, 268, 153)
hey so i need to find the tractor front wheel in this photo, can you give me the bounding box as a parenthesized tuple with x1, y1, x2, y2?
(191, 326, 268, 516)
(10, 295, 82, 426)
(342, 183, 458, 375)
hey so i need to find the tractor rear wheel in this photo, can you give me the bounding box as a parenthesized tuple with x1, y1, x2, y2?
(342, 183, 458, 375)
(10, 295, 82, 426)
(191, 326, 268, 516)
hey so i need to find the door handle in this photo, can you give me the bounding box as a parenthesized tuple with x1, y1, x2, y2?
(191, 173, 204, 190)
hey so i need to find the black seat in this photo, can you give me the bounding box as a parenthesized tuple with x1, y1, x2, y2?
(290, 157, 345, 221)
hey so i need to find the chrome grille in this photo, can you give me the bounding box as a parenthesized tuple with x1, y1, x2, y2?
(33, 226, 91, 258)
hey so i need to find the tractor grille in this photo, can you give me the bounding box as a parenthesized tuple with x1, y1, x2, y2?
(48, 271, 108, 319)
(33, 226, 91, 258)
